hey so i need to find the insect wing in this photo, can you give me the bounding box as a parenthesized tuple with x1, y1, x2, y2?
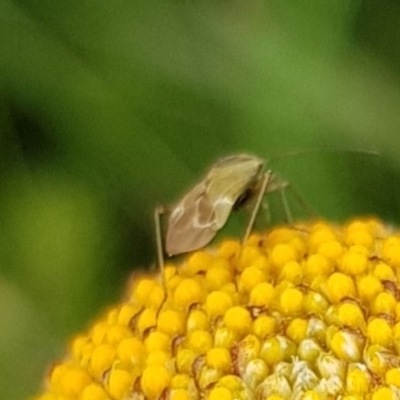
(166, 182, 220, 255)
(206, 154, 264, 227)
(165, 154, 264, 256)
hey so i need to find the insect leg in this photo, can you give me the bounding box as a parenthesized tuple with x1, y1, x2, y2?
(154, 206, 167, 285)
(262, 197, 272, 226)
(284, 184, 318, 219)
(242, 170, 272, 245)
(278, 184, 293, 223)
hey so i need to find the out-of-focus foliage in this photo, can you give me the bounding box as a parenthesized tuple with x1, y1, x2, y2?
(0, 0, 400, 399)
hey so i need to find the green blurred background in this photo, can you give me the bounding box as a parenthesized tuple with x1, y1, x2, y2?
(1, 0, 400, 398)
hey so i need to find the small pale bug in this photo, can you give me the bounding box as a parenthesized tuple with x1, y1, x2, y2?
(154, 153, 305, 280)
(154, 150, 379, 283)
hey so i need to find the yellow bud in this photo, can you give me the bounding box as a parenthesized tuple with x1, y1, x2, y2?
(325, 273, 356, 303)
(206, 291, 233, 317)
(367, 318, 393, 347)
(157, 309, 185, 336)
(249, 282, 275, 307)
(107, 368, 132, 399)
(141, 364, 171, 399)
(240, 266, 267, 293)
(174, 278, 204, 308)
(279, 287, 304, 315)
(223, 306, 252, 337)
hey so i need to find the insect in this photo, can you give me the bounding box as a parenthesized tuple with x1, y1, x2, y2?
(154, 153, 304, 278)
(154, 149, 380, 284)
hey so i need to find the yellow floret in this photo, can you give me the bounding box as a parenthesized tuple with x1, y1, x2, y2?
(356, 275, 383, 303)
(223, 306, 252, 337)
(206, 291, 233, 317)
(35, 218, 400, 400)
(278, 260, 303, 284)
(372, 387, 396, 400)
(107, 368, 132, 399)
(270, 244, 298, 268)
(206, 262, 233, 290)
(248, 282, 275, 307)
(305, 253, 332, 278)
(117, 304, 141, 326)
(132, 278, 158, 306)
(137, 308, 157, 335)
(174, 278, 204, 308)
(325, 272, 356, 303)
(286, 318, 308, 344)
(367, 318, 393, 347)
(382, 236, 400, 268)
(186, 251, 214, 274)
(141, 364, 172, 399)
(170, 388, 192, 400)
(81, 383, 111, 400)
(336, 302, 366, 331)
(339, 251, 368, 275)
(187, 309, 209, 332)
(208, 386, 232, 400)
(117, 337, 146, 365)
(317, 240, 343, 259)
(206, 348, 232, 372)
(239, 266, 267, 293)
(186, 330, 213, 353)
(279, 287, 304, 315)
(373, 262, 396, 280)
(157, 309, 185, 336)
(253, 315, 277, 339)
(371, 291, 396, 315)
(89, 343, 116, 379)
(385, 367, 400, 387)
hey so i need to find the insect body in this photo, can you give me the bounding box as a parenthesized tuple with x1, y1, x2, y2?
(155, 154, 286, 279)
(155, 149, 378, 282)
(165, 154, 267, 256)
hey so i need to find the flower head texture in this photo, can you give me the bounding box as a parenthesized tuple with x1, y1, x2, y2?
(34, 219, 400, 400)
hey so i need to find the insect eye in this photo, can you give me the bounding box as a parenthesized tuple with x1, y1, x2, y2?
(233, 188, 253, 210)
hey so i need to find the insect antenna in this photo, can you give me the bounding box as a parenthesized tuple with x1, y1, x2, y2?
(268, 148, 380, 162)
